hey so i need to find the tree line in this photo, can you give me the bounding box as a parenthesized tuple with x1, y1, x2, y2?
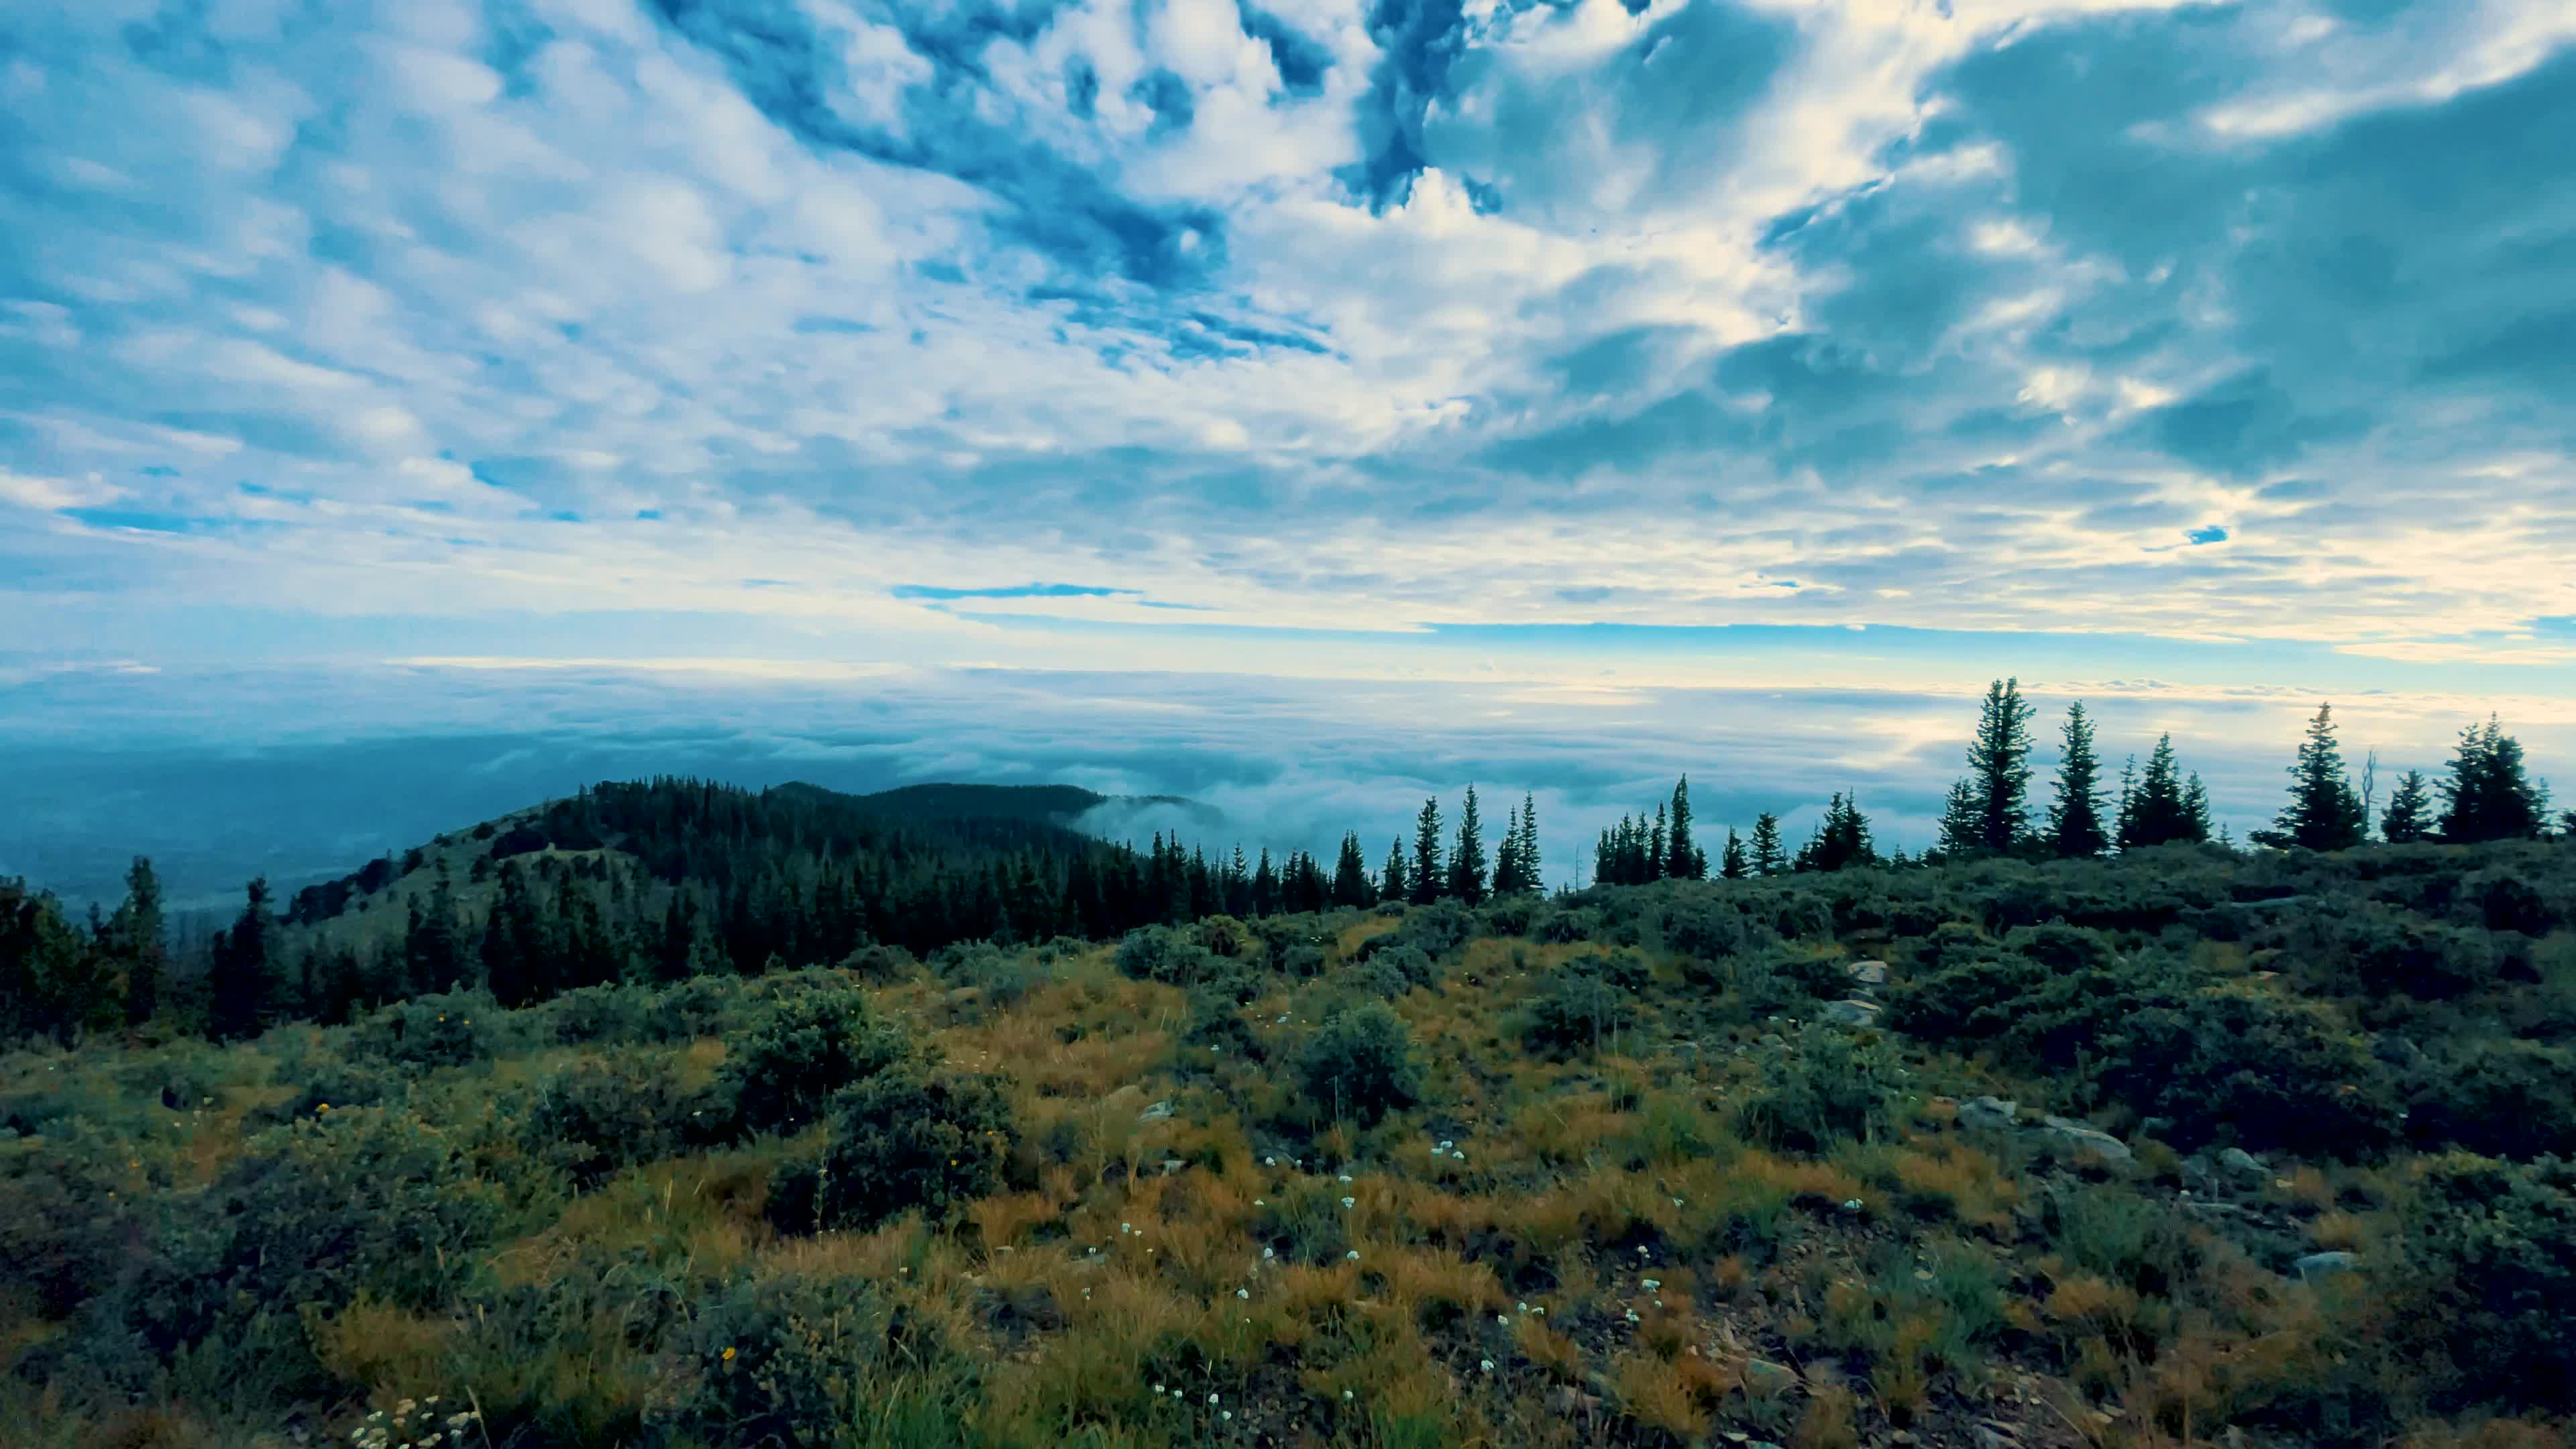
(3, 694, 2567, 1046)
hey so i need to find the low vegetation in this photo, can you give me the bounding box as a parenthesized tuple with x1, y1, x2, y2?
(4, 834, 2573, 1448)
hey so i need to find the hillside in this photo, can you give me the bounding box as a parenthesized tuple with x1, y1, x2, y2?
(3, 838, 2571, 1448)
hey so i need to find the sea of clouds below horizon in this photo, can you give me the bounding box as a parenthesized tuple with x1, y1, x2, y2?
(3, 661, 2567, 912)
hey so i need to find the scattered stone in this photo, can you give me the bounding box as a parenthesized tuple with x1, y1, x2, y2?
(1742, 1358, 1798, 1395)
(1546, 1386, 1601, 1415)
(1957, 1095, 2021, 1131)
(1819, 998, 1884, 1027)
(1137, 1100, 1175, 1123)
(2037, 1114, 2133, 1163)
(2295, 1251, 2359, 1281)
(1846, 959, 1890, 986)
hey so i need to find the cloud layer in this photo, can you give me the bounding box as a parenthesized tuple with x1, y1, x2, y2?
(2, 0, 2572, 658)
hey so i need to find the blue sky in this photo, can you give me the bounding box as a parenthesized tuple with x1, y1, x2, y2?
(4, 0, 2574, 899)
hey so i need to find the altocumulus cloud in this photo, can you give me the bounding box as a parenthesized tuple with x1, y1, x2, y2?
(2, 0, 2574, 769)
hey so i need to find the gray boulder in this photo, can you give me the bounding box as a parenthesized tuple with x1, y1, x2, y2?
(1846, 959, 1890, 986)
(2037, 1114, 2133, 1163)
(1819, 998, 1884, 1027)
(1957, 1095, 2020, 1131)
(2295, 1251, 2359, 1281)
(2219, 1146, 2267, 1179)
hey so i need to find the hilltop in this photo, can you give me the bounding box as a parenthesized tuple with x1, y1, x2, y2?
(3, 835, 2572, 1448)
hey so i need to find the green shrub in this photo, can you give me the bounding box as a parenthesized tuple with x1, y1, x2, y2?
(765, 1069, 1016, 1235)
(2404, 1041, 2576, 1161)
(1519, 958, 1642, 1059)
(1334, 955, 1414, 1002)
(1183, 987, 1263, 1061)
(1737, 1030, 1902, 1154)
(718, 987, 912, 1138)
(1661, 896, 1754, 963)
(669, 1269, 980, 1448)
(1479, 896, 1538, 937)
(2002, 922, 2121, 973)
(524, 1051, 716, 1190)
(839, 941, 918, 982)
(250, 1053, 407, 1128)
(1771, 894, 1834, 941)
(1298, 1002, 1424, 1126)
(350, 991, 504, 1070)
(935, 945, 1046, 1008)
(2394, 1152, 2576, 1413)
(1532, 905, 1601, 945)
(1114, 926, 1234, 988)
(1393, 900, 1472, 959)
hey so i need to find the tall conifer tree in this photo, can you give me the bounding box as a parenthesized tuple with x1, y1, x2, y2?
(2255, 704, 2367, 851)
(1448, 786, 1489, 904)
(2380, 769, 2434, 844)
(2436, 715, 2553, 842)
(1750, 812, 1786, 875)
(1719, 828, 1748, 879)
(1964, 677, 2038, 852)
(2046, 701, 2110, 858)
(1410, 797, 1445, 904)
(1666, 777, 1699, 879)
(1380, 839, 1407, 904)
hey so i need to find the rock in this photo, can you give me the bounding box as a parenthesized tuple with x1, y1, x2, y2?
(1159, 1158, 1188, 1176)
(2037, 1114, 2133, 1163)
(1742, 1358, 1798, 1395)
(2220, 1147, 2267, 1179)
(1846, 959, 1890, 986)
(1546, 1386, 1601, 1415)
(1137, 1099, 1175, 1123)
(2295, 1251, 2359, 1281)
(1819, 998, 1883, 1027)
(1957, 1095, 2020, 1131)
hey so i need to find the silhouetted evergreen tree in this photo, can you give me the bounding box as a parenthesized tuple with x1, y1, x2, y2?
(1518, 794, 1542, 891)
(1332, 833, 1375, 908)
(1936, 780, 1983, 858)
(207, 878, 281, 1042)
(1379, 839, 1407, 905)
(1410, 797, 1444, 905)
(1750, 812, 1786, 876)
(2379, 769, 2434, 844)
(2118, 736, 2209, 849)
(1448, 786, 1489, 905)
(1665, 776, 1698, 879)
(2253, 704, 2367, 851)
(2046, 701, 2109, 859)
(2438, 715, 2553, 843)
(109, 855, 165, 1026)
(1793, 794, 1878, 873)
(1947, 677, 2037, 854)
(1493, 816, 1525, 896)
(1719, 828, 1747, 879)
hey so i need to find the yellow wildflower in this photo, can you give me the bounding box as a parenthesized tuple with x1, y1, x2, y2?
(721, 1346, 737, 1361)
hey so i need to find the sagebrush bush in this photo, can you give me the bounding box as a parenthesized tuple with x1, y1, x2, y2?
(669, 1269, 980, 1447)
(523, 1051, 716, 1189)
(1739, 1029, 1903, 1154)
(1298, 1002, 1424, 1126)
(765, 1068, 1017, 1234)
(1520, 958, 1642, 1059)
(350, 991, 505, 1070)
(2404, 1041, 2576, 1161)
(2393, 1152, 2576, 1413)
(1532, 904, 1603, 945)
(717, 986, 912, 1137)
(1661, 896, 1754, 964)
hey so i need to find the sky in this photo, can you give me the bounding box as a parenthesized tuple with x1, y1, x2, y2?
(3, 0, 2573, 905)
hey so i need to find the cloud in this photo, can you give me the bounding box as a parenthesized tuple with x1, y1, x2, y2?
(0, 0, 2571, 793)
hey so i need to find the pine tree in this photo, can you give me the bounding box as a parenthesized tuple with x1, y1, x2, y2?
(1493, 819, 1525, 896)
(1964, 677, 2039, 853)
(1410, 797, 1444, 905)
(2183, 774, 2213, 843)
(2045, 701, 2109, 858)
(2118, 736, 2208, 849)
(2437, 715, 2553, 843)
(2255, 704, 2367, 851)
(2379, 769, 2434, 844)
(110, 855, 165, 1026)
(1647, 804, 1668, 884)
(1332, 833, 1375, 907)
(1750, 812, 1786, 876)
(1380, 839, 1407, 905)
(1936, 780, 1984, 858)
(1793, 793, 1878, 872)
(405, 858, 470, 995)
(207, 877, 280, 1042)
(1719, 828, 1748, 879)
(1252, 849, 1279, 916)
(1518, 794, 1542, 892)
(1448, 785, 1489, 905)
(1664, 775, 1697, 880)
